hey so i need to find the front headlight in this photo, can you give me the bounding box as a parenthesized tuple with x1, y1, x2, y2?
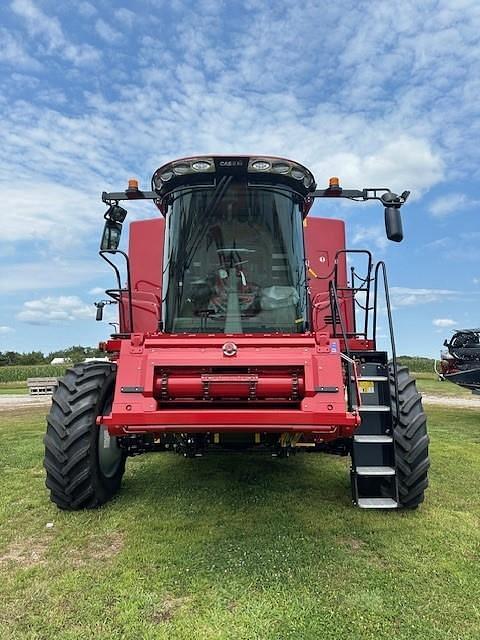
(271, 162, 290, 174)
(173, 163, 191, 175)
(192, 160, 212, 171)
(251, 160, 271, 171)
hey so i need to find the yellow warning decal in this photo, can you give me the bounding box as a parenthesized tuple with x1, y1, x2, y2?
(358, 381, 375, 394)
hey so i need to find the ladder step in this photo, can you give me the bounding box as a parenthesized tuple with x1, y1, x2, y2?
(355, 405, 391, 412)
(354, 434, 393, 443)
(358, 376, 389, 382)
(356, 466, 395, 476)
(357, 498, 398, 509)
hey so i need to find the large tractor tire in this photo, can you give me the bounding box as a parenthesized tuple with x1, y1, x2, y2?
(44, 362, 125, 510)
(389, 364, 430, 509)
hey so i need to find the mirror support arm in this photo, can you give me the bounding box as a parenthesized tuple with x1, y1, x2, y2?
(308, 186, 410, 243)
(102, 190, 158, 204)
(309, 187, 410, 206)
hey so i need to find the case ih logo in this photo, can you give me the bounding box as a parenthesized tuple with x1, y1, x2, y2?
(219, 160, 244, 167)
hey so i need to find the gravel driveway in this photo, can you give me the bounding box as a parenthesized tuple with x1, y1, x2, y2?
(0, 395, 52, 412)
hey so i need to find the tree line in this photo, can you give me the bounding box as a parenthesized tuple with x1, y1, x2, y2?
(0, 345, 104, 366)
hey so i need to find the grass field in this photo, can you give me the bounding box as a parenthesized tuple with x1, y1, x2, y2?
(414, 371, 472, 397)
(1, 403, 479, 639)
(0, 382, 28, 395)
(0, 364, 67, 384)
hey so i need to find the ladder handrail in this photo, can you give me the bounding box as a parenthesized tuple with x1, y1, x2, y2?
(329, 281, 356, 413)
(100, 250, 134, 334)
(327, 255, 400, 421)
(373, 261, 400, 422)
(334, 250, 373, 339)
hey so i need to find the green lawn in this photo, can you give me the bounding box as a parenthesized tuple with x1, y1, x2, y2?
(0, 382, 28, 395)
(0, 406, 479, 640)
(413, 371, 472, 397)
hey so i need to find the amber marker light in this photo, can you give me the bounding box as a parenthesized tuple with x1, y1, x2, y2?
(128, 178, 139, 190)
(329, 176, 340, 188)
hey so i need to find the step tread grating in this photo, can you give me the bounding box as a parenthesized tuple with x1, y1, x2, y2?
(356, 466, 396, 476)
(354, 405, 391, 412)
(354, 434, 393, 443)
(357, 498, 398, 509)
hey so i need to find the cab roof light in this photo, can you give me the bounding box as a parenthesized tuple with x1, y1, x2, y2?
(152, 155, 316, 193)
(329, 176, 340, 189)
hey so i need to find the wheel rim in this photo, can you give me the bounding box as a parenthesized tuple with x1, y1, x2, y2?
(98, 424, 122, 478)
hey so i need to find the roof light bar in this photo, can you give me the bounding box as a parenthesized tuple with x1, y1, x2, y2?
(151, 156, 316, 193)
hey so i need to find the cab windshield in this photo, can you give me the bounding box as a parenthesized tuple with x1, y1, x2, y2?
(163, 178, 307, 333)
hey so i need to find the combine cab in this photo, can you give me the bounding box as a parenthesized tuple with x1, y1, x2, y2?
(44, 155, 429, 510)
(440, 329, 480, 391)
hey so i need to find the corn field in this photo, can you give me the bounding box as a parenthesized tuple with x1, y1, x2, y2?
(0, 364, 68, 383)
(397, 356, 436, 373)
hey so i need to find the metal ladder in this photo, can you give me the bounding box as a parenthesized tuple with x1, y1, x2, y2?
(350, 353, 399, 509)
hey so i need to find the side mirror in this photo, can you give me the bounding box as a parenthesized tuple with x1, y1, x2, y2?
(384, 207, 403, 242)
(94, 301, 105, 321)
(100, 220, 122, 251)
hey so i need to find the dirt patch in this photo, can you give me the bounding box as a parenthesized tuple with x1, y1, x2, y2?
(152, 596, 190, 623)
(0, 538, 48, 567)
(336, 536, 366, 551)
(66, 533, 124, 567)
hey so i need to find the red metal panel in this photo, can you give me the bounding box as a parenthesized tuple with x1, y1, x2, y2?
(304, 217, 347, 291)
(304, 217, 354, 335)
(129, 218, 164, 293)
(121, 219, 165, 333)
(99, 334, 360, 437)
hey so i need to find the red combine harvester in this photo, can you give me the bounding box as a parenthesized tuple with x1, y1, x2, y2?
(44, 155, 429, 510)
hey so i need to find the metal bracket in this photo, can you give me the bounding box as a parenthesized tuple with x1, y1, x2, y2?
(309, 187, 410, 206)
(102, 189, 159, 204)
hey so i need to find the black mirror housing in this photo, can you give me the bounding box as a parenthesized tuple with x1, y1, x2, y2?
(101, 220, 122, 251)
(384, 206, 403, 242)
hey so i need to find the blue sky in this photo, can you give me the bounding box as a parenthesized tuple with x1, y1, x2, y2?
(0, 0, 479, 357)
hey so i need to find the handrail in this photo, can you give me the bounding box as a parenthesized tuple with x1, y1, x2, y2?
(334, 250, 373, 339)
(100, 250, 134, 333)
(329, 281, 356, 412)
(373, 261, 399, 421)
(329, 281, 351, 358)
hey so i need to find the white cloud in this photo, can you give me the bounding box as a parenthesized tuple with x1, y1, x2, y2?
(0, 260, 106, 293)
(0, 326, 14, 333)
(429, 193, 470, 217)
(351, 225, 388, 251)
(11, 0, 101, 65)
(77, 2, 96, 17)
(432, 318, 457, 328)
(0, 178, 102, 244)
(114, 8, 135, 27)
(17, 296, 94, 325)
(0, 27, 42, 69)
(88, 287, 106, 296)
(95, 19, 121, 42)
(390, 287, 457, 308)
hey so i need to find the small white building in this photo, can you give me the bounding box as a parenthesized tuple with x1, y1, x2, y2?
(50, 357, 72, 365)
